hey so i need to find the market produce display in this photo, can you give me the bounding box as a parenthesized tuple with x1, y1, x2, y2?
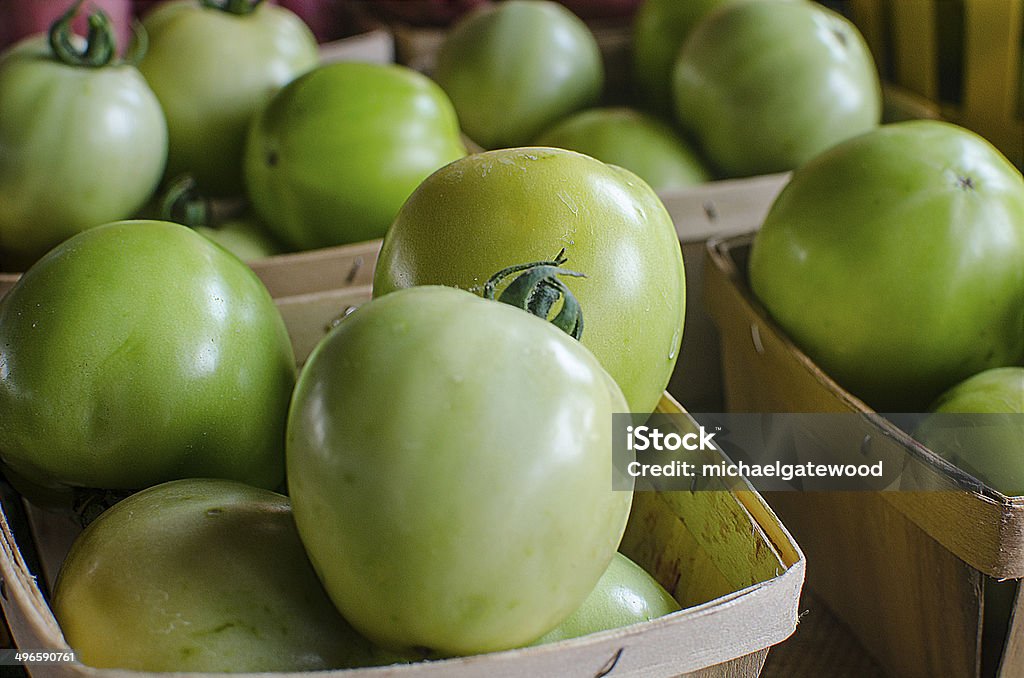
(3, 0, 1021, 673)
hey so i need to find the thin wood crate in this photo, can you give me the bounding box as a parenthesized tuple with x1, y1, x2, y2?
(0, 282, 805, 677)
(841, 0, 1023, 166)
(703, 233, 1024, 678)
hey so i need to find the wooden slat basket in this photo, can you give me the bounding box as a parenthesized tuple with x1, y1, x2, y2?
(703, 233, 1024, 678)
(0, 280, 805, 678)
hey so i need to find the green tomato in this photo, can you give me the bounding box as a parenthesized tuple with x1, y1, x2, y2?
(0, 220, 296, 491)
(434, 0, 603, 149)
(287, 285, 633, 657)
(673, 0, 881, 177)
(749, 121, 1024, 412)
(373, 147, 685, 417)
(244, 61, 466, 250)
(914, 367, 1024, 495)
(53, 478, 401, 672)
(533, 551, 680, 644)
(0, 25, 167, 269)
(195, 214, 284, 262)
(632, 0, 754, 115)
(139, 0, 318, 197)
(534, 107, 711, 191)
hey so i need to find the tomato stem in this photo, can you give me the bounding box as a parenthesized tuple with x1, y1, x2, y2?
(160, 175, 212, 228)
(121, 18, 149, 66)
(483, 249, 586, 340)
(200, 0, 266, 15)
(49, 0, 119, 67)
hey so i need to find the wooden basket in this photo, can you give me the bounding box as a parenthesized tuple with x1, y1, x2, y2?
(0, 282, 805, 678)
(703, 233, 1024, 678)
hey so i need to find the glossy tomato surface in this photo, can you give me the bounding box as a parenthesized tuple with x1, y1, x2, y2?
(373, 147, 685, 417)
(672, 0, 880, 177)
(287, 285, 633, 657)
(53, 478, 399, 671)
(0, 33, 166, 268)
(0, 220, 296, 491)
(749, 121, 1024, 412)
(244, 61, 465, 250)
(139, 0, 318, 196)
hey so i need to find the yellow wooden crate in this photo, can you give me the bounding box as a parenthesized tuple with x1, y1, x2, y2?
(844, 0, 1023, 166)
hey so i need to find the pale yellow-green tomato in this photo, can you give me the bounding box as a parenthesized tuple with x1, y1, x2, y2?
(53, 478, 400, 672)
(534, 551, 680, 644)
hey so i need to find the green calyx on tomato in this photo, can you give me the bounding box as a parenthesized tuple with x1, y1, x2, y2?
(483, 249, 585, 340)
(48, 0, 119, 67)
(158, 174, 284, 261)
(0, 220, 296, 492)
(286, 285, 633, 657)
(198, 0, 266, 15)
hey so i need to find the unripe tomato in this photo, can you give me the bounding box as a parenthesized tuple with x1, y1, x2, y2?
(53, 479, 400, 671)
(749, 121, 1024, 412)
(0, 5, 167, 268)
(374, 147, 685, 417)
(433, 0, 603, 149)
(534, 107, 711, 191)
(0, 220, 296, 491)
(138, 0, 319, 196)
(533, 551, 680, 644)
(244, 61, 466, 250)
(672, 0, 881, 177)
(287, 285, 633, 656)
